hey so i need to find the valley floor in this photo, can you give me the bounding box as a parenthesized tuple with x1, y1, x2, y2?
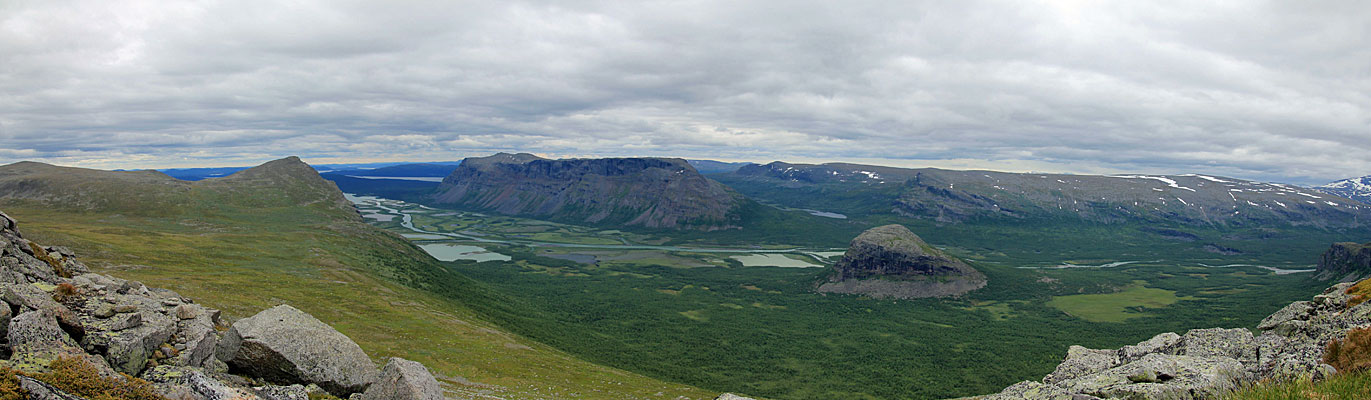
(350, 193, 1335, 399)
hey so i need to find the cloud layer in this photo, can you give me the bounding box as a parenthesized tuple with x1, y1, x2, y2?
(2, 0, 1368, 184)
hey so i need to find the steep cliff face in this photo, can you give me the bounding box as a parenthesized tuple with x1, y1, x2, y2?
(1318, 242, 1371, 282)
(817, 224, 985, 299)
(434, 153, 744, 230)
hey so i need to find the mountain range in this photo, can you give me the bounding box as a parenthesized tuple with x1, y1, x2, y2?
(720, 161, 1371, 229)
(1317, 175, 1371, 205)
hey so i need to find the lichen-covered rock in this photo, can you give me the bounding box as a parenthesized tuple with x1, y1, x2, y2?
(983, 381, 1097, 400)
(1312, 282, 1355, 309)
(2, 283, 83, 340)
(359, 358, 443, 400)
(1117, 332, 1181, 363)
(9, 310, 79, 357)
(1043, 346, 1118, 385)
(7, 309, 118, 378)
(217, 304, 379, 396)
(1258, 301, 1314, 333)
(254, 384, 309, 400)
(171, 303, 222, 368)
(143, 365, 263, 400)
(1181, 328, 1256, 364)
(77, 290, 178, 376)
(1057, 353, 1248, 399)
(716, 394, 758, 400)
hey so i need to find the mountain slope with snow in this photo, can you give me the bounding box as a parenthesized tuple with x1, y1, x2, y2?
(1317, 175, 1371, 205)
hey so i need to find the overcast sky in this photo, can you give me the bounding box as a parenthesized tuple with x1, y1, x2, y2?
(2, 1, 1368, 184)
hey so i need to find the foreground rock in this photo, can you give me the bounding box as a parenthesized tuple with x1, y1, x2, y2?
(359, 358, 444, 400)
(974, 280, 1371, 399)
(0, 209, 442, 399)
(218, 304, 380, 396)
(817, 224, 986, 299)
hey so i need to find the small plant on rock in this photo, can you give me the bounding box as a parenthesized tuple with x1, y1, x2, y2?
(30, 356, 166, 400)
(53, 282, 78, 302)
(1346, 279, 1371, 308)
(0, 367, 22, 400)
(1326, 327, 1371, 374)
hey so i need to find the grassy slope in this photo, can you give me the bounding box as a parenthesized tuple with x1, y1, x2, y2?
(0, 163, 712, 399)
(1222, 371, 1371, 399)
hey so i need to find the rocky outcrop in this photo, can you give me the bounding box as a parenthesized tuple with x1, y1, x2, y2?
(0, 209, 444, 399)
(1317, 241, 1371, 282)
(974, 279, 1371, 399)
(817, 225, 985, 299)
(217, 305, 379, 396)
(434, 153, 744, 230)
(359, 358, 444, 400)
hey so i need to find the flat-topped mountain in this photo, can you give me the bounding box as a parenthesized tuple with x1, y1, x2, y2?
(434, 153, 744, 230)
(1317, 241, 1371, 282)
(728, 161, 1371, 228)
(818, 224, 985, 299)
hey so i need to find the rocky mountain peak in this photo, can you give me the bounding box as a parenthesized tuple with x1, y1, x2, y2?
(817, 224, 986, 299)
(224, 156, 318, 181)
(1317, 175, 1371, 205)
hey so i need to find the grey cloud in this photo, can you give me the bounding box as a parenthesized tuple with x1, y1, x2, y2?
(0, 0, 1368, 184)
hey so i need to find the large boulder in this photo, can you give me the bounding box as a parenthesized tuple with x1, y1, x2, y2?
(817, 224, 986, 299)
(217, 305, 379, 396)
(1056, 353, 1248, 399)
(2, 283, 84, 340)
(76, 286, 179, 376)
(1117, 332, 1181, 364)
(1180, 328, 1256, 364)
(359, 358, 443, 400)
(143, 365, 262, 400)
(1043, 346, 1118, 384)
(8, 309, 81, 359)
(7, 309, 118, 378)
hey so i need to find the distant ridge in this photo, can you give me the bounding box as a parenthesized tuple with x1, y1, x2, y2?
(728, 161, 1371, 229)
(0, 157, 353, 216)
